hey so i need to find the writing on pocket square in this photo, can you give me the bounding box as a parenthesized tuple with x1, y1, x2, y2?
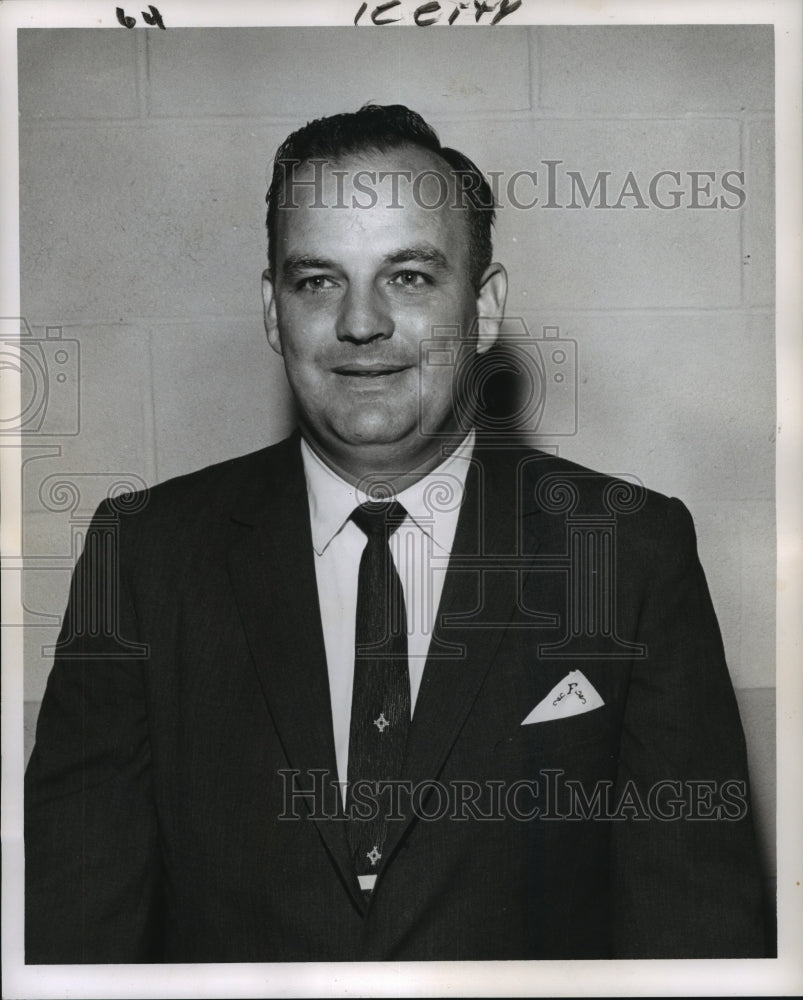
(522, 670, 604, 725)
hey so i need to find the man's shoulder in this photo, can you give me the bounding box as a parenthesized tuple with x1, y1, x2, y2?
(476, 440, 672, 502)
(475, 440, 694, 550)
(99, 434, 301, 528)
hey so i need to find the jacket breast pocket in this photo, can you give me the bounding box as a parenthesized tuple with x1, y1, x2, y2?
(494, 703, 616, 763)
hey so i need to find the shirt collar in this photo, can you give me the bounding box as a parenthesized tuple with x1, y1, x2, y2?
(301, 431, 476, 556)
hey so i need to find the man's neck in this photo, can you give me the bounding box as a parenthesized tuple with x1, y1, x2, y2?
(298, 430, 474, 495)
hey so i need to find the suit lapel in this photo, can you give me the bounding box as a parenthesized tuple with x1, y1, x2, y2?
(381, 446, 553, 864)
(225, 437, 362, 908)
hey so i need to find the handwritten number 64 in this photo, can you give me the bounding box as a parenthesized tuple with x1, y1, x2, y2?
(116, 6, 166, 29)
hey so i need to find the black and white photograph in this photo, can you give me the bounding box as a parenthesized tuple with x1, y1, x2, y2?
(1, 1, 800, 996)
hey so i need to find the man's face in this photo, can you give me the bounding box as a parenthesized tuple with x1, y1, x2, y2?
(263, 146, 506, 484)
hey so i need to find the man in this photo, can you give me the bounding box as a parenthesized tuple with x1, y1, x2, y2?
(25, 104, 767, 962)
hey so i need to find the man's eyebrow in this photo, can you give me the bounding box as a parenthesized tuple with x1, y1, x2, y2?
(281, 254, 337, 278)
(384, 246, 451, 270)
(280, 246, 452, 279)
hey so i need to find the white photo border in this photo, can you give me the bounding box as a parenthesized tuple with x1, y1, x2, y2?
(1, 1, 800, 996)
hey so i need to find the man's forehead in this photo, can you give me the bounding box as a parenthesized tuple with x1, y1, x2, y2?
(275, 146, 470, 273)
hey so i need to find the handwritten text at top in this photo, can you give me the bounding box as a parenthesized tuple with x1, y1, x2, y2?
(354, 0, 522, 27)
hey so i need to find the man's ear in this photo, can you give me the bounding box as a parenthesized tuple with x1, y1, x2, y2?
(261, 268, 283, 356)
(474, 262, 508, 355)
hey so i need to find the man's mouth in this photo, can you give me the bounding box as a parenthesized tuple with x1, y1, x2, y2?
(331, 365, 410, 378)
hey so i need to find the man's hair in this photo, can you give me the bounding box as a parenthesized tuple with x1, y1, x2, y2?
(266, 103, 496, 291)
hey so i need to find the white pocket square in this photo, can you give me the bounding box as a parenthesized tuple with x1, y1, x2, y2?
(522, 670, 604, 725)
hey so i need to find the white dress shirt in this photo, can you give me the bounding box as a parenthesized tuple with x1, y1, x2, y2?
(300, 432, 476, 789)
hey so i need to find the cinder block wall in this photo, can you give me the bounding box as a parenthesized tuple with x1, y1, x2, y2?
(19, 26, 775, 900)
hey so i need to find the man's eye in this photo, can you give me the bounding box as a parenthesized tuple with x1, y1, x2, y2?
(297, 276, 336, 292)
(390, 270, 432, 289)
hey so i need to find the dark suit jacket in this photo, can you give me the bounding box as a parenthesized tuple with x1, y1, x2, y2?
(25, 434, 767, 962)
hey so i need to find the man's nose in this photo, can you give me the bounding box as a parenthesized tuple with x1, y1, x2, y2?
(335, 283, 394, 343)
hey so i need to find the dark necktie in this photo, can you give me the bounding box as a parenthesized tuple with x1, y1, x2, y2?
(347, 501, 410, 893)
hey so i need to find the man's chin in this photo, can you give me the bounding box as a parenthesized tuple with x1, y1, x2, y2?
(334, 429, 419, 462)
(331, 413, 415, 449)
(304, 421, 437, 480)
